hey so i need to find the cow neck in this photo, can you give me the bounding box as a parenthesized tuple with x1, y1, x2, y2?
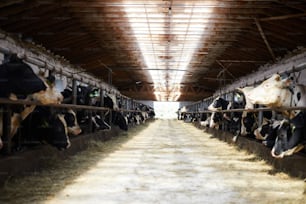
(287, 84, 299, 119)
(221, 100, 230, 110)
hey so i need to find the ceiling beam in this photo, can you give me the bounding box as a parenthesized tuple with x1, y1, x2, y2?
(218, 60, 266, 63)
(254, 18, 276, 62)
(0, 0, 24, 8)
(259, 12, 306, 21)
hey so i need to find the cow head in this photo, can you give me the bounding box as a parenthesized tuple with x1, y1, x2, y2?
(64, 109, 82, 135)
(208, 97, 231, 129)
(271, 120, 291, 158)
(254, 118, 271, 140)
(247, 74, 292, 107)
(112, 111, 128, 131)
(286, 85, 306, 118)
(200, 115, 211, 127)
(48, 114, 71, 150)
(208, 97, 230, 111)
(104, 93, 119, 110)
(240, 112, 256, 136)
(91, 114, 110, 130)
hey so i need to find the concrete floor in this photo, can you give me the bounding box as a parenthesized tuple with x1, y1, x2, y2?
(44, 120, 306, 204)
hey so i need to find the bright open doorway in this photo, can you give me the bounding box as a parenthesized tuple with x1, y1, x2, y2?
(153, 102, 180, 119)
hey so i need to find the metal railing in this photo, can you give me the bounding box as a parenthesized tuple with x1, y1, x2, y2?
(0, 98, 146, 154)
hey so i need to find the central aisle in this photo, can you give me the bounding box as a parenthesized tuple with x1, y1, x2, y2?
(45, 120, 305, 204)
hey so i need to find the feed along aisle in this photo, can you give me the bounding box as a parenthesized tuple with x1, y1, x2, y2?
(45, 120, 306, 204)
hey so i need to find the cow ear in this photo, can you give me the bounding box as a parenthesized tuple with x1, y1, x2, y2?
(275, 74, 281, 81)
(38, 70, 45, 77)
(279, 119, 289, 129)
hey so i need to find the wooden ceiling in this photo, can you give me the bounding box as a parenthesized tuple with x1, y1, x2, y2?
(1, 0, 306, 101)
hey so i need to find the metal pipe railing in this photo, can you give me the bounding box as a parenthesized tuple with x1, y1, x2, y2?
(184, 105, 306, 114)
(0, 98, 146, 113)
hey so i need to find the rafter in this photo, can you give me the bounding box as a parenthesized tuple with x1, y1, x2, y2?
(254, 18, 276, 62)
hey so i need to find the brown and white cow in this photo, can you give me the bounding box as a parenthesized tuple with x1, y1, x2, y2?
(246, 74, 295, 115)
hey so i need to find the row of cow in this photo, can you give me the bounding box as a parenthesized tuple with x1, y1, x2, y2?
(0, 54, 155, 153)
(179, 73, 306, 159)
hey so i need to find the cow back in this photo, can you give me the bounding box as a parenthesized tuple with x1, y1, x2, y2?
(0, 58, 47, 98)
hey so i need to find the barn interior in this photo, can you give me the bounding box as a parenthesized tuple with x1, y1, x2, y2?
(2, 1, 306, 203)
(1, 0, 306, 103)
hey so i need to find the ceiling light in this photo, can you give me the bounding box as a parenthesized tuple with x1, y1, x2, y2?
(124, 1, 212, 101)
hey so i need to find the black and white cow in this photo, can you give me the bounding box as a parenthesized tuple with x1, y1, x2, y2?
(104, 92, 128, 131)
(208, 97, 231, 129)
(199, 113, 211, 128)
(245, 73, 306, 157)
(64, 86, 128, 131)
(177, 106, 187, 120)
(63, 108, 82, 136)
(0, 54, 63, 149)
(271, 112, 306, 158)
(60, 86, 107, 132)
(235, 87, 273, 142)
(236, 87, 256, 136)
(208, 96, 242, 135)
(18, 106, 72, 150)
(91, 90, 128, 131)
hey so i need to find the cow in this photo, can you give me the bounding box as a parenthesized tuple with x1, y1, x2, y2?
(0, 54, 63, 149)
(245, 73, 306, 157)
(63, 109, 82, 136)
(271, 112, 306, 158)
(98, 91, 128, 131)
(18, 106, 72, 150)
(138, 104, 155, 121)
(236, 86, 256, 136)
(208, 96, 242, 136)
(246, 74, 294, 116)
(63, 86, 128, 131)
(199, 113, 211, 128)
(177, 106, 187, 120)
(60, 86, 105, 132)
(208, 97, 231, 129)
(254, 118, 281, 147)
(235, 87, 273, 142)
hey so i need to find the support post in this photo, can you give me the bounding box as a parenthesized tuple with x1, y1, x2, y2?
(258, 105, 263, 126)
(88, 110, 93, 133)
(72, 78, 77, 105)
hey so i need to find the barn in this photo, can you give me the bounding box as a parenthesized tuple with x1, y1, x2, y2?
(1, 0, 306, 203)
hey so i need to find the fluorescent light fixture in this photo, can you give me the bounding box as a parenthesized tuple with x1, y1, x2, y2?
(124, 1, 212, 101)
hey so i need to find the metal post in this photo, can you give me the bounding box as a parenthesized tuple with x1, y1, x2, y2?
(100, 89, 105, 107)
(100, 89, 106, 122)
(72, 79, 77, 105)
(88, 110, 93, 133)
(131, 99, 134, 110)
(258, 105, 263, 126)
(124, 97, 128, 110)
